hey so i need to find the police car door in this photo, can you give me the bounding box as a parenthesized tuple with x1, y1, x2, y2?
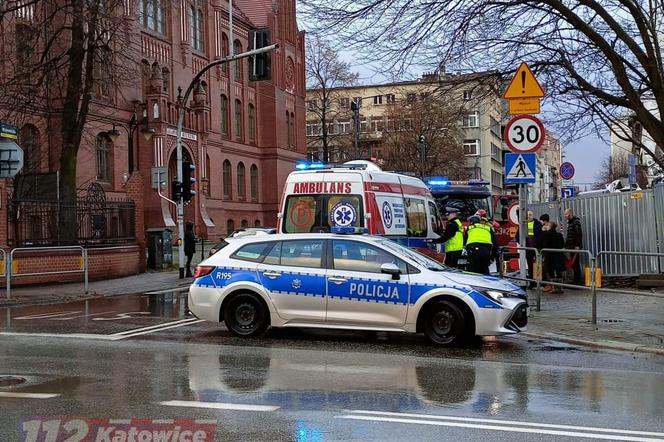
(326, 239, 409, 327)
(257, 239, 327, 322)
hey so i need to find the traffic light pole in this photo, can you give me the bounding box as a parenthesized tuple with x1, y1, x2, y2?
(175, 44, 277, 278)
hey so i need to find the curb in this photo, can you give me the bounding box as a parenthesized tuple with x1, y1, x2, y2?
(523, 331, 664, 357)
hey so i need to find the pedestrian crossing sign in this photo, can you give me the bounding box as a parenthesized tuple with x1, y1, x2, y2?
(505, 153, 536, 184)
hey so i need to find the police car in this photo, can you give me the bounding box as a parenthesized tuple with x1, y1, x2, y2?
(188, 233, 528, 345)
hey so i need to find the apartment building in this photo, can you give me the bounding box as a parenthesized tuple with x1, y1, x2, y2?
(306, 71, 509, 193)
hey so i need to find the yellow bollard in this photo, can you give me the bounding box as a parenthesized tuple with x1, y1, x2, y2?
(79, 256, 85, 270)
(12, 260, 19, 275)
(584, 267, 603, 288)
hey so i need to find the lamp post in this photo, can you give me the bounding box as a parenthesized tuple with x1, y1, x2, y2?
(417, 135, 427, 178)
(108, 111, 156, 172)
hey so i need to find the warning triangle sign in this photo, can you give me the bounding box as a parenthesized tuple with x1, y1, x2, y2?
(506, 154, 535, 180)
(503, 62, 545, 99)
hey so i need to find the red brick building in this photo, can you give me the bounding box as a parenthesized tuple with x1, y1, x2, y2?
(0, 0, 306, 276)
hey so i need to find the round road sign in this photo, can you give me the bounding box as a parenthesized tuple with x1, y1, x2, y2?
(559, 161, 575, 180)
(507, 202, 519, 226)
(504, 115, 546, 153)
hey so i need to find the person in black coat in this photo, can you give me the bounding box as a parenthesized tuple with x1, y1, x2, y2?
(540, 222, 565, 293)
(184, 222, 196, 277)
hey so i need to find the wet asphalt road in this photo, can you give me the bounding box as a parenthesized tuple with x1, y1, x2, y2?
(1, 292, 664, 441)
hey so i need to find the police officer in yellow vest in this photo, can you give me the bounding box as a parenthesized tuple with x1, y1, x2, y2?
(427, 207, 464, 268)
(465, 213, 498, 275)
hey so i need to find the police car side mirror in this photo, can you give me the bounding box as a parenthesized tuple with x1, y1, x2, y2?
(381, 263, 401, 280)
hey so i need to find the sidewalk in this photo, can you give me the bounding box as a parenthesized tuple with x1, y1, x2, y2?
(526, 287, 664, 355)
(0, 271, 191, 307)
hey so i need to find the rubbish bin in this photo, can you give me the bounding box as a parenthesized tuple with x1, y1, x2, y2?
(147, 228, 173, 269)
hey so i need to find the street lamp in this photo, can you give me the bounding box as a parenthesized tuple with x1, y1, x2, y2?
(417, 135, 427, 177)
(108, 111, 155, 172)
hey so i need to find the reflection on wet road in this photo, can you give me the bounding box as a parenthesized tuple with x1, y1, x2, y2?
(1, 292, 664, 441)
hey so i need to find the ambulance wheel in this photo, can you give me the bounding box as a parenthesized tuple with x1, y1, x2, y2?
(224, 293, 268, 337)
(423, 301, 466, 346)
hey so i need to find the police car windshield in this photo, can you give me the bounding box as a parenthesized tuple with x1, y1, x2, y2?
(379, 240, 446, 271)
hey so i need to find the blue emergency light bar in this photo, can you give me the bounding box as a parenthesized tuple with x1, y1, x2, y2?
(426, 177, 450, 187)
(295, 161, 327, 170)
(425, 177, 490, 188)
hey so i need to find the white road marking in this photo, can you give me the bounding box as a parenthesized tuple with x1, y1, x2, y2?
(0, 392, 59, 399)
(114, 319, 205, 340)
(14, 311, 82, 320)
(50, 310, 118, 320)
(110, 318, 200, 336)
(0, 332, 116, 340)
(92, 311, 153, 321)
(337, 413, 664, 442)
(159, 400, 279, 412)
(346, 410, 664, 437)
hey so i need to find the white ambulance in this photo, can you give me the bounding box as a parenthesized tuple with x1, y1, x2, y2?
(277, 161, 445, 261)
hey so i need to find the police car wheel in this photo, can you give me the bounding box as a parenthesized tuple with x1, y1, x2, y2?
(423, 301, 466, 346)
(224, 293, 268, 337)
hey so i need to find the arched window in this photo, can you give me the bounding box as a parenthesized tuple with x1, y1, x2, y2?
(227, 219, 235, 235)
(96, 133, 112, 182)
(250, 164, 258, 200)
(241, 219, 248, 228)
(248, 104, 255, 141)
(254, 219, 261, 227)
(19, 124, 40, 173)
(286, 111, 291, 147)
(221, 33, 229, 74)
(237, 162, 246, 198)
(162, 67, 170, 95)
(223, 159, 232, 197)
(220, 94, 229, 135)
(234, 99, 243, 141)
(233, 40, 242, 81)
(189, 5, 204, 51)
(290, 111, 295, 148)
(139, 0, 166, 35)
(141, 60, 151, 96)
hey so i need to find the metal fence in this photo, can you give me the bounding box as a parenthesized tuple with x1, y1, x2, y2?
(8, 199, 136, 247)
(529, 188, 662, 276)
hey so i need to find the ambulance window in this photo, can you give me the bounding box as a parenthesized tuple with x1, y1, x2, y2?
(332, 240, 407, 274)
(428, 201, 442, 233)
(283, 196, 320, 233)
(327, 195, 363, 229)
(405, 198, 427, 237)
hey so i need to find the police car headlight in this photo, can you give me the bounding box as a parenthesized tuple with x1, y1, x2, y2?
(472, 287, 519, 304)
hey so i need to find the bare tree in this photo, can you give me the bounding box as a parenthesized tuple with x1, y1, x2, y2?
(381, 94, 466, 178)
(306, 36, 359, 162)
(301, 0, 664, 170)
(593, 155, 630, 189)
(0, 0, 137, 241)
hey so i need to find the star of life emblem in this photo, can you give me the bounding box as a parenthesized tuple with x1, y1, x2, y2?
(292, 279, 302, 289)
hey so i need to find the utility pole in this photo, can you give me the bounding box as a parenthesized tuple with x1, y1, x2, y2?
(351, 100, 360, 159)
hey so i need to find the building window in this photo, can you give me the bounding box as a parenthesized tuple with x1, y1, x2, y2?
(162, 67, 170, 95)
(221, 33, 229, 74)
(373, 95, 383, 105)
(248, 104, 255, 141)
(138, 0, 166, 35)
(462, 111, 479, 128)
(491, 142, 502, 161)
(490, 116, 502, 138)
(370, 117, 384, 132)
(241, 219, 248, 228)
(189, 5, 204, 51)
(406, 93, 416, 102)
(220, 94, 229, 136)
(306, 122, 321, 136)
(237, 162, 246, 199)
(223, 160, 232, 197)
(15, 24, 34, 79)
(463, 90, 473, 100)
(250, 164, 258, 200)
(254, 219, 261, 227)
(307, 100, 317, 111)
(339, 97, 350, 109)
(463, 139, 480, 156)
(19, 124, 40, 173)
(227, 219, 235, 234)
(491, 170, 502, 188)
(338, 119, 351, 134)
(386, 94, 396, 104)
(286, 112, 292, 147)
(94, 47, 113, 97)
(234, 99, 243, 140)
(96, 133, 112, 182)
(290, 112, 295, 148)
(233, 40, 242, 81)
(466, 167, 482, 180)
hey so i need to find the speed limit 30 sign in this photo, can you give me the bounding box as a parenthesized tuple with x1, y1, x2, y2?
(504, 115, 546, 153)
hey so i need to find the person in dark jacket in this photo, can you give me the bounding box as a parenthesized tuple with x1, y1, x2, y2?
(427, 207, 464, 268)
(516, 211, 543, 287)
(184, 222, 196, 277)
(540, 222, 565, 293)
(564, 208, 583, 285)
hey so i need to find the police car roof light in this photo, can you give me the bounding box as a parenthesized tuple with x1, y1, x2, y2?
(426, 176, 450, 187)
(295, 161, 327, 170)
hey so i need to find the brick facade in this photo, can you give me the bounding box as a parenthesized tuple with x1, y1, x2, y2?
(0, 0, 306, 280)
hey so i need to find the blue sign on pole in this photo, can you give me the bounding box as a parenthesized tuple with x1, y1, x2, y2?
(505, 153, 537, 184)
(561, 187, 575, 199)
(628, 154, 637, 185)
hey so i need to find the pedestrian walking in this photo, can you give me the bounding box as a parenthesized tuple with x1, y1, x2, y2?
(516, 210, 543, 287)
(564, 208, 583, 286)
(184, 222, 196, 277)
(540, 221, 565, 293)
(427, 207, 464, 268)
(465, 214, 497, 275)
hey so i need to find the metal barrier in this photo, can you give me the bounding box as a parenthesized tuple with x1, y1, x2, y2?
(596, 251, 664, 299)
(498, 246, 542, 311)
(6, 246, 88, 300)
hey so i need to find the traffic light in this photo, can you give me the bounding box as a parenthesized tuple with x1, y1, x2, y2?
(249, 29, 271, 81)
(182, 161, 196, 203)
(171, 180, 182, 201)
